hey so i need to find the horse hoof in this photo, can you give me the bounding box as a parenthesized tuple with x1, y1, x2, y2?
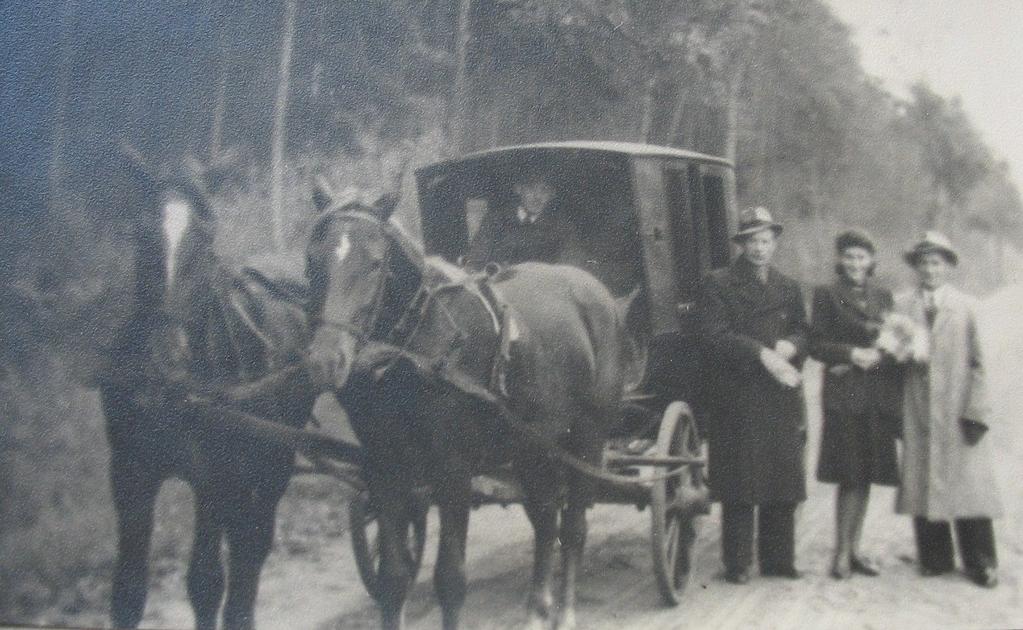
(524, 614, 550, 630)
(555, 610, 577, 630)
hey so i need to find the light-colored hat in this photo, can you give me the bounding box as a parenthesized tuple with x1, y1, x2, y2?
(732, 206, 783, 242)
(903, 230, 958, 266)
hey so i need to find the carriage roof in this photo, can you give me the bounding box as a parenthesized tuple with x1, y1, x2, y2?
(415, 141, 733, 179)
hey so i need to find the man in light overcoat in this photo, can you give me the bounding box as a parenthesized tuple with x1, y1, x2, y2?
(699, 207, 808, 584)
(895, 231, 1002, 588)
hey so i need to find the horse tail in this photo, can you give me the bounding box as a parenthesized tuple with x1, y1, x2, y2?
(569, 275, 626, 414)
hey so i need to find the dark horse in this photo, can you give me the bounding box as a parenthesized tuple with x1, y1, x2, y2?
(304, 198, 627, 630)
(23, 144, 315, 629)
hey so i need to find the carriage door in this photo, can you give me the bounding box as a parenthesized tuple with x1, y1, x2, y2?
(664, 165, 704, 323)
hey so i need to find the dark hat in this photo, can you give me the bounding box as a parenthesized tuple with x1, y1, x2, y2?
(834, 229, 875, 255)
(732, 206, 783, 242)
(903, 230, 958, 266)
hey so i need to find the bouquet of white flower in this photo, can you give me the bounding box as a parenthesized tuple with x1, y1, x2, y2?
(875, 311, 929, 363)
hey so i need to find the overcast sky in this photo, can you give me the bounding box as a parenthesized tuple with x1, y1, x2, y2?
(826, 0, 1023, 186)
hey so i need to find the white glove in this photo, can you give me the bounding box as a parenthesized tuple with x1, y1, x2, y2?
(760, 348, 802, 388)
(850, 347, 882, 370)
(774, 339, 798, 361)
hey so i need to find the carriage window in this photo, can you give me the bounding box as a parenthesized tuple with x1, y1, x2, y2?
(702, 174, 730, 267)
(687, 165, 711, 271)
(465, 198, 488, 241)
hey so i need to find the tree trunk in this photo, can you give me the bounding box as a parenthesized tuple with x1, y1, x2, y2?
(665, 80, 689, 147)
(210, 24, 228, 161)
(449, 0, 473, 153)
(637, 76, 657, 143)
(723, 66, 742, 165)
(270, 0, 298, 251)
(49, 0, 78, 200)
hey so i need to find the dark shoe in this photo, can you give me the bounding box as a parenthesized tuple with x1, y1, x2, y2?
(830, 555, 852, 580)
(725, 568, 750, 584)
(762, 566, 802, 579)
(850, 556, 880, 577)
(919, 565, 953, 577)
(967, 567, 999, 588)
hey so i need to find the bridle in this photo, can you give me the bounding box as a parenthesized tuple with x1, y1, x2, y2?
(313, 210, 398, 346)
(313, 210, 470, 359)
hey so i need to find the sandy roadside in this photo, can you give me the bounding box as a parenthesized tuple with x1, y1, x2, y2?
(132, 286, 1023, 630)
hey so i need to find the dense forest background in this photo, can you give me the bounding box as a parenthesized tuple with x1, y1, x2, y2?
(2, 0, 1022, 624)
(5, 0, 1022, 286)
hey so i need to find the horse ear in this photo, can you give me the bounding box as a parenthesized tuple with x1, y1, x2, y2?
(370, 192, 400, 221)
(116, 140, 159, 189)
(312, 175, 336, 214)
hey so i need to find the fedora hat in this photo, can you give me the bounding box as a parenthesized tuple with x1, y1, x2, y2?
(903, 230, 958, 266)
(732, 206, 783, 242)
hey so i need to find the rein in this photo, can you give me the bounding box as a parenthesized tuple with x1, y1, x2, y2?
(357, 342, 704, 488)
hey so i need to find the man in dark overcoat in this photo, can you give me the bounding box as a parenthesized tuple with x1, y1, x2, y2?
(699, 206, 808, 584)
(464, 169, 575, 269)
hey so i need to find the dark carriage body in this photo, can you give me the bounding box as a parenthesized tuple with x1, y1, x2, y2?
(414, 141, 738, 424)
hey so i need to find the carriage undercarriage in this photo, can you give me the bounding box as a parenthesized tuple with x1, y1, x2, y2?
(209, 382, 710, 608)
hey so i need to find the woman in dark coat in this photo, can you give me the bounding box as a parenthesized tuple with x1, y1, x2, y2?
(810, 230, 900, 579)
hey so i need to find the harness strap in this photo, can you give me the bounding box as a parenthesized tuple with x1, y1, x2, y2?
(358, 342, 705, 488)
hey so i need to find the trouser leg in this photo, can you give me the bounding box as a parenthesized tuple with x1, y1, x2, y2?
(954, 518, 998, 570)
(721, 502, 754, 572)
(758, 502, 796, 571)
(912, 517, 955, 572)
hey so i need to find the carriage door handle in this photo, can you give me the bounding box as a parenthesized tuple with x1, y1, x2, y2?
(676, 301, 696, 315)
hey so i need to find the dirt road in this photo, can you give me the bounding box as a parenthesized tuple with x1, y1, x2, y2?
(138, 288, 1023, 630)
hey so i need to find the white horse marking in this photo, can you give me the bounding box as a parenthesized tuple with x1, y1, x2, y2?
(162, 200, 191, 287)
(335, 233, 352, 263)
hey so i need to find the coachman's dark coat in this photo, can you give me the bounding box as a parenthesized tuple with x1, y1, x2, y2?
(465, 205, 574, 269)
(810, 280, 900, 486)
(700, 257, 809, 504)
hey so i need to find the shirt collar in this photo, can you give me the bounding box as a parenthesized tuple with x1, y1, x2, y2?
(920, 284, 949, 306)
(735, 255, 770, 284)
(516, 206, 539, 224)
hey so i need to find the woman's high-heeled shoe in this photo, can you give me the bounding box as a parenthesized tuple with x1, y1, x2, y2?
(850, 556, 880, 577)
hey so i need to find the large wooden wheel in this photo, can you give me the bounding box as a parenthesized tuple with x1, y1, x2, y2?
(650, 401, 704, 606)
(349, 490, 428, 601)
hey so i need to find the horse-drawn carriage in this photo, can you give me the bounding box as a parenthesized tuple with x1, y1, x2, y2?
(210, 141, 740, 621)
(34, 138, 737, 629)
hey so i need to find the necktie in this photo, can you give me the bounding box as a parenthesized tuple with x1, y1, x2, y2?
(924, 291, 937, 329)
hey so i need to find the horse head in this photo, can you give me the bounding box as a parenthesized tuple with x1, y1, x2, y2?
(18, 142, 234, 387)
(9, 142, 168, 385)
(304, 183, 417, 391)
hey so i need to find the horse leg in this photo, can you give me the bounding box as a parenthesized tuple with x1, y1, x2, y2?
(221, 481, 287, 630)
(109, 452, 161, 629)
(556, 438, 600, 630)
(433, 480, 471, 630)
(186, 492, 225, 630)
(373, 488, 417, 630)
(519, 460, 560, 630)
(556, 494, 588, 630)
